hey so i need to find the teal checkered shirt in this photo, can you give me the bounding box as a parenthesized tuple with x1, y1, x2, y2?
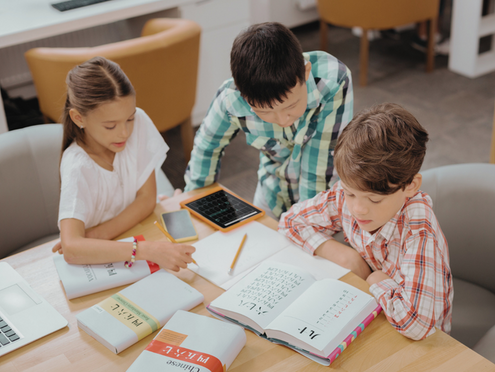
(185, 51, 354, 218)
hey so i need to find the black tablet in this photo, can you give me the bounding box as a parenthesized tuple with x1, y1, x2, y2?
(180, 186, 265, 232)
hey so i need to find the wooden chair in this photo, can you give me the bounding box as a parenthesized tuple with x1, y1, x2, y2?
(317, 0, 439, 86)
(24, 18, 201, 162)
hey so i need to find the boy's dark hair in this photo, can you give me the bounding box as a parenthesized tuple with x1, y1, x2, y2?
(334, 103, 429, 195)
(230, 22, 305, 109)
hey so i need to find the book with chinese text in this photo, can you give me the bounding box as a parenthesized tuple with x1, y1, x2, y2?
(127, 310, 246, 372)
(76, 270, 204, 354)
(53, 235, 160, 299)
(207, 261, 381, 366)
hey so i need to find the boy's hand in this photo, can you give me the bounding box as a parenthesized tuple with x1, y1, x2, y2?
(315, 239, 372, 280)
(366, 270, 392, 286)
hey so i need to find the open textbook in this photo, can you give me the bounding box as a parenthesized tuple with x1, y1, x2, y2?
(190, 221, 350, 290)
(207, 261, 381, 366)
(53, 236, 159, 299)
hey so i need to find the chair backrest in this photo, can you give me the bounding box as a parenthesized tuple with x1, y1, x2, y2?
(420, 163, 495, 293)
(0, 124, 63, 258)
(316, 0, 439, 30)
(24, 18, 201, 133)
(490, 102, 495, 163)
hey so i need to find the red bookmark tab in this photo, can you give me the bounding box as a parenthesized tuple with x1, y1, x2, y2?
(146, 261, 160, 273)
(146, 340, 223, 372)
(133, 235, 160, 273)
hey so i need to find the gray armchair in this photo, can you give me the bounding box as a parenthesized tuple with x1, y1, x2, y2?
(0, 124, 174, 259)
(421, 163, 495, 362)
(0, 124, 63, 258)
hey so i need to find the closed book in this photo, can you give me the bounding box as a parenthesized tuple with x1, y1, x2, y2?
(77, 270, 204, 354)
(207, 261, 381, 366)
(127, 310, 246, 372)
(53, 236, 159, 299)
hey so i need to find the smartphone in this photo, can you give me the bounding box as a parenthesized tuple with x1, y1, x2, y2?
(160, 209, 198, 242)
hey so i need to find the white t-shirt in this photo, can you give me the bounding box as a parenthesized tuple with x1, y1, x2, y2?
(58, 108, 169, 228)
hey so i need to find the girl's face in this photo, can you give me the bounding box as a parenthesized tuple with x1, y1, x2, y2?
(70, 95, 136, 156)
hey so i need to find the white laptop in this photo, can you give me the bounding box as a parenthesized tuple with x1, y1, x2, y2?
(0, 262, 68, 356)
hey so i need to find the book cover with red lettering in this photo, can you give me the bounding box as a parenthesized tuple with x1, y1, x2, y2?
(127, 310, 246, 372)
(76, 270, 204, 354)
(207, 261, 381, 366)
(53, 236, 160, 299)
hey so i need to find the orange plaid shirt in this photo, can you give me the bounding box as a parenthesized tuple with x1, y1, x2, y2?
(278, 181, 453, 340)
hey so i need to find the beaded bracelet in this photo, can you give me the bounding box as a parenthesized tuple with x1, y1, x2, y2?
(124, 238, 138, 268)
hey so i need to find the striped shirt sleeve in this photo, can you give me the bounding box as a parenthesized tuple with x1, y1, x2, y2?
(184, 83, 240, 191)
(278, 183, 344, 254)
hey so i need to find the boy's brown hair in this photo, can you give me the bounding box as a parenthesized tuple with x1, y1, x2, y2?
(230, 22, 305, 109)
(334, 103, 429, 195)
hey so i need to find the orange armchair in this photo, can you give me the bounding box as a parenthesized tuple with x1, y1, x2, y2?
(25, 18, 201, 162)
(317, 0, 439, 86)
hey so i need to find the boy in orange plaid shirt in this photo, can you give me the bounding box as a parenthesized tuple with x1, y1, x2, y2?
(279, 103, 453, 340)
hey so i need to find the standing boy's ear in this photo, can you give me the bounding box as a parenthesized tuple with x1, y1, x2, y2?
(69, 109, 84, 128)
(305, 62, 312, 81)
(405, 174, 422, 197)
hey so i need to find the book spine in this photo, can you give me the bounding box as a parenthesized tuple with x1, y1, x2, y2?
(206, 305, 263, 337)
(326, 305, 382, 364)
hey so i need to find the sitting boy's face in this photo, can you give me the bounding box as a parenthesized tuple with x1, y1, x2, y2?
(249, 62, 312, 128)
(341, 176, 421, 234)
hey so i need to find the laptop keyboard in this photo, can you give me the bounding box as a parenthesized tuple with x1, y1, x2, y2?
(0, 317, 20, 347)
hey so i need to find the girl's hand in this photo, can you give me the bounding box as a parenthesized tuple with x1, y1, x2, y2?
(52, 240, 63, 254)
(144, 241, 196, 272)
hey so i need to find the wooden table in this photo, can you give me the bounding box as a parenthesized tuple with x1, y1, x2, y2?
(1, 185, 494, 371)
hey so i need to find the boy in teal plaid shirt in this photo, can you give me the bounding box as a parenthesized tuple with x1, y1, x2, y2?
(185, 22, 353, 219)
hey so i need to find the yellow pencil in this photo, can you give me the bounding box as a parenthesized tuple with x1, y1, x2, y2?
(228, 233, 247, 275)
(154, 221, 198, 266)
